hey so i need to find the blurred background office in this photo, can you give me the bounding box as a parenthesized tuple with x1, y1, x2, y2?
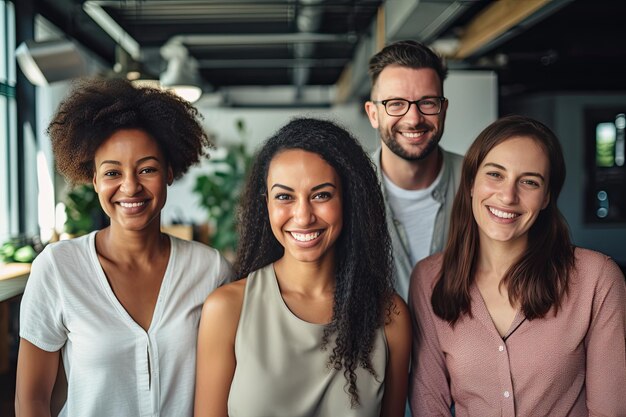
(1, 0, 625, 415)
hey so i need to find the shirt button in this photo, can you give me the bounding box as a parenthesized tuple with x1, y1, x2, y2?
(499, 345, 505, 352)
(503, 391, 510, 398)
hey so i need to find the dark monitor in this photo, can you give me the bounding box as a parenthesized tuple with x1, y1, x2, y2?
(584, 109, 626, 224)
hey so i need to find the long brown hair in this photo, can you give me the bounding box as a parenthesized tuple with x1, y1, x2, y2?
(432, 115, 575, 324)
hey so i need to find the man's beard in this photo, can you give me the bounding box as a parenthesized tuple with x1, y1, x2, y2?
(380, 125, 442, 161)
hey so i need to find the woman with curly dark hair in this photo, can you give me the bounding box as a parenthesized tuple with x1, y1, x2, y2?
(195, 118, 411, 417)
(409, 115, 626, 416)
(16, 78, 233, 417)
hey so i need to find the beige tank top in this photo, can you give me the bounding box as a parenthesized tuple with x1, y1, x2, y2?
(227, 263, 387, 417)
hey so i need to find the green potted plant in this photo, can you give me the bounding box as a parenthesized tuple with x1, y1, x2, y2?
(63, 184, 107, 237)
(0, 235, 41, 263)
(193, 143, 252, 256)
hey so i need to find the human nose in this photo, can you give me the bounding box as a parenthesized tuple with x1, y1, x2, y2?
(402, 101, 424, 122)
(120, 173, 142, 195)
(498, 180, 519, 205)
(293, 198, 315, 226)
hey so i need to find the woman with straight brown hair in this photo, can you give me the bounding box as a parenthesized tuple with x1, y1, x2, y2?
(409, 115, 626, 416)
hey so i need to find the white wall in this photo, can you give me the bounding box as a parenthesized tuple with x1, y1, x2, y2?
(441, 71, 498, 155)
(31, 66, 497, 229)
(162, 70, 497, 224)
(162, 104, 374, 224)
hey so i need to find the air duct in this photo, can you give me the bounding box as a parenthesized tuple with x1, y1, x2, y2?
(292, 0, 324, 100)
(16, 39, 96, 86)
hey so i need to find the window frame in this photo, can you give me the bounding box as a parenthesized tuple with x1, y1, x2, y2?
(1, 0, 17, 241)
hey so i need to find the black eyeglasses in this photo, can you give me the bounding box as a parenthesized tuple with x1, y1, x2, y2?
(372, 97, 447, 117)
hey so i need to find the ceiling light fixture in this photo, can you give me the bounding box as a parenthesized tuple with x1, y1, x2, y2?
(15, 39, 93, 86)
(111, 46, 160, 89)
(160, 42, 202, 103)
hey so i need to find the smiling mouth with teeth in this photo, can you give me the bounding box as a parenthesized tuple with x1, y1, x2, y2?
(400, 131, 425, 138)
(290, 231, 321, 242)
(488, 206, 519, 219)
(119, 201, 146, 208)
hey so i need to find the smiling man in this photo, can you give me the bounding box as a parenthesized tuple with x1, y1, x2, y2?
(365, 40, 463, 300)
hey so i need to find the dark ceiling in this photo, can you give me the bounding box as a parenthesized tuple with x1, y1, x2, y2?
(107, 0, 384, 88)
(472, 0, 626, 97)
(33, 0, 387, 89)
(26, 0, 626, 104)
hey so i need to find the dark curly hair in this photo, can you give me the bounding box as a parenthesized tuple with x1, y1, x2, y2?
(368, 40, 448, 91)
(47, 77, 213, 184)
(234, 118, 395, 407)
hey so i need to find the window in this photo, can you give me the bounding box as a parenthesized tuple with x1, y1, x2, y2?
(0, 0, 17, 242)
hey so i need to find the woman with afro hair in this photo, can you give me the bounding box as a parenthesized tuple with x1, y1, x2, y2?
(194, 118, 411, 417)
(16, 78, 233, 417)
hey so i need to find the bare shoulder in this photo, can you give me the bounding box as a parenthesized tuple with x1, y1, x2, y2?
(384, 293, 411, 340)
(387, 293, 410, 323)
(200, 278, 247, 325)
(383, 292, 411, 386)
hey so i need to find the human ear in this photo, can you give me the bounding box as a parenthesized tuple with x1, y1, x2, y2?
(92, 172, 99, 193)
(440, 97, 449, 123)
(542, 192, 550, 210)
(167, 166, 174, 186)
(364, 101, 380, 129)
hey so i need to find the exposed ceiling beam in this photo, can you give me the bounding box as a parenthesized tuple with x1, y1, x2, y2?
(165, 33, 349, 47)
(417, 1, 469, 43)
(334, 4, 383, 104)
(454, 0, 571, 59)
(83, 1, 140, 59)
(197, 58, 347, 69)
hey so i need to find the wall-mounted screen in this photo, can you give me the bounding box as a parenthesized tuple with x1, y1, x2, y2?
(584, 108, 626, 224)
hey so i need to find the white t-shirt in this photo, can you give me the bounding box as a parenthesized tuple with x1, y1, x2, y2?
(382, 167, 443, 266)
(20, 231, 233, 417)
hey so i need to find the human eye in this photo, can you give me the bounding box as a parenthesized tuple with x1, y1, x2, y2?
(312, 191, 332, 200)
(274, 193, 292, 201)
(419, 98, 437, 108)
(521, 178, 541, 187)
(386, 99, 406, 109)
(103, 170, 120, 177)
(486, 171, 503, 179)
(139, 167, 157, 175)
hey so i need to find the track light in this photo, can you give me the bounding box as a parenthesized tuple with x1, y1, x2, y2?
(160, 42, 202, 103)
(16, 39, 95, 86)
(111, 46, 160, 89)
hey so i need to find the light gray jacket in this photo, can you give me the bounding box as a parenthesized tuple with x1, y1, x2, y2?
(372, 147, 463, 300)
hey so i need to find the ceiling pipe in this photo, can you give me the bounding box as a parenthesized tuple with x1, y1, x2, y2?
(293, 0, 324, 101)
(196, 57, 347, 69)
(163, 33, 346, 47)
(83, 1, 141, 60)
